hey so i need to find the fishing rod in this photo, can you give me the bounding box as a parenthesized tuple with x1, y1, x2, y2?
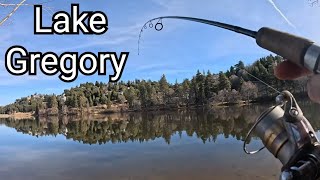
(139, 16, 320, 180)
(138, 16, 320, 74)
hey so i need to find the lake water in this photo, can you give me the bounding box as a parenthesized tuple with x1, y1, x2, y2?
(1, 102, 320, 180)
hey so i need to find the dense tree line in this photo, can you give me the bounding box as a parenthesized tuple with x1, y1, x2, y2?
(0, 55, 308, 114)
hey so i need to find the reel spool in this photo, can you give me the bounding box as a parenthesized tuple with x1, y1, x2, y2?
(244, 105, 295, 165)
(244, 91, 319, 172)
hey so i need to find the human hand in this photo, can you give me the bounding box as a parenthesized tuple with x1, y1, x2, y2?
(274, 60, 320, 103)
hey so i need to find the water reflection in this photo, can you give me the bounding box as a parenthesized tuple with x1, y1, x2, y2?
(1, 102, 320, 180)
(1, 102, 319, 145)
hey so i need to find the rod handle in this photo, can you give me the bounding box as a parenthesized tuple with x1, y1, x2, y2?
(256, 27, 320, 74)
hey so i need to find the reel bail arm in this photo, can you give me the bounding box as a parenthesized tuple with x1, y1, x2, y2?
(244, 90, 320, 180)
(279, 91, 318, 151)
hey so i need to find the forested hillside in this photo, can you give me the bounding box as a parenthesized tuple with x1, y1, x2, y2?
(0, 55, 308, 115)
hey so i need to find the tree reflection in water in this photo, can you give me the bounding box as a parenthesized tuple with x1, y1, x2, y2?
(1, 102, 319, 145)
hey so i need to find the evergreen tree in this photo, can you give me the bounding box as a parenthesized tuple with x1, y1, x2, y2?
(48, 95, 58, 108)
(159, 74, 169, 103)
(78, 96, 87, 108)
(124, 87, 136, 108)
(218, 72, 231, 91)
(195, 70, 205, 104)
(159, 74, 169, 91)
(73, 95, 79, 108)
(235, 61, 245, 75)
(230, 66, 235, 75)
(100, 95, 108, 104)
(204, 71, 216, 99)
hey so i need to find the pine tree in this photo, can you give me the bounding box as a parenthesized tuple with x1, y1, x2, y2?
(107, 95, 112, 108)
(218, 72, 231, 91)
(73, 95, 79, 108)
(195, 70, 205, 104)
(159, 74, 169, 103)
(48, 95, 58, 108)
(235, 61, 245, 75)
(159, 74, 169, 92)
(79, 96, 87, 108)
(230, 66, 235, 75)
(204, 71, 215, 99)
(100, 95, 108, 104)
(89, 96, 93, 106)
(124, 87, 136, 108)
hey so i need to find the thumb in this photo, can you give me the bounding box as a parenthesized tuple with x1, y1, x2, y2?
(307, 75, 320, 103)
(274, 61, 311, 80)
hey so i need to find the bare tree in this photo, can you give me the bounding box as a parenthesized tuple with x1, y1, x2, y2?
(0, 0, 54, 27)
(0, 0, 26, 26)
(227, 89, 241, 103)
(241, 81, 258, 103)
(309, 0, 319, 7)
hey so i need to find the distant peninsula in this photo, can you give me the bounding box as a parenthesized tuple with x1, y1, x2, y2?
(0, 55, 308, 117)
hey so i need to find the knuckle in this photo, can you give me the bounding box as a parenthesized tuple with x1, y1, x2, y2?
(308, 75, 320, 103)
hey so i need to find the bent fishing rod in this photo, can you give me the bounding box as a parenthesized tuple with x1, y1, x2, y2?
(139, 16, 320, 74)
(139, 16, 320, 180)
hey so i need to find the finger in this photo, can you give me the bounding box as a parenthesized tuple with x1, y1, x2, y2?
(274, 61, 311, 80)
(307, 75, 320, 103)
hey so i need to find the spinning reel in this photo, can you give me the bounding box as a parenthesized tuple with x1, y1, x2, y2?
(244, 91, 320, 180)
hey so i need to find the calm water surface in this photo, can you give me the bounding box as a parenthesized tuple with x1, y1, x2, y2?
(1, 102, 320, 180)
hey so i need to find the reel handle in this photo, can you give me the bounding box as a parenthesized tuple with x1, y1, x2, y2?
(281, 144, 320, 180)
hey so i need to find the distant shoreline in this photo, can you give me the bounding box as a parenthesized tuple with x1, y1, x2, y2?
(0, 112, 34, 119)
(0, 95, 309, 119)
(0, 102, 253, 119)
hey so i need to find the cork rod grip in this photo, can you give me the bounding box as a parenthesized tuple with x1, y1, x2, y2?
(256, 27, 320, 74)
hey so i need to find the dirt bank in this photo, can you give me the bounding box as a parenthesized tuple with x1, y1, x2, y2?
(0, 112, 34, 119)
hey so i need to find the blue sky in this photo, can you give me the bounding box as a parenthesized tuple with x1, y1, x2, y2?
(0, 0, 319, 105)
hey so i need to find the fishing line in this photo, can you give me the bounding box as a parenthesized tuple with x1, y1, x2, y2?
(241, 69, 281, 94)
